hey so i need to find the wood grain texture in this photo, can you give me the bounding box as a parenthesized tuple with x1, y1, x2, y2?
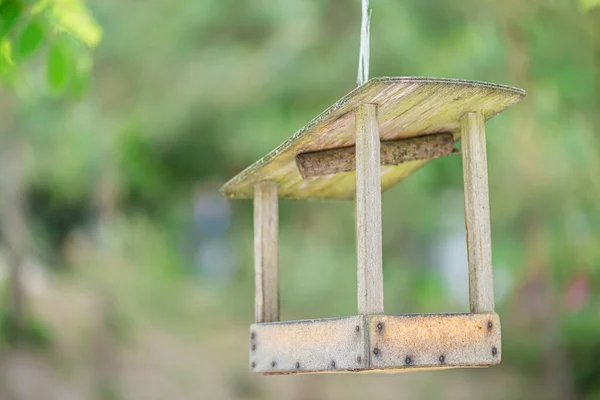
(296, 132, 455, 178)
(220, 77, 525, 200)
(254, 182, 279, 323)
(369, 313, 500, 370)
(461, 113, 495, 313)
(249, 316, 368, 373)
(250, 313, 500, 375)
(355, 104, 384, 315)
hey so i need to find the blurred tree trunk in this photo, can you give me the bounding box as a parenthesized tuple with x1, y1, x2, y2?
(92, 150, 121, 400)
(92, 293, 120, 400)
(1, 133, 27, 348)
(95, 159, 119, 225)
(0, 90, 23, 400)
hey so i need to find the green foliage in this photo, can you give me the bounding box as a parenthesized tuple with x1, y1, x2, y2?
(2, 0, 600, 397)
(0, 305, 53, 348)
(46, 36, 71, 91)
(45, 0, 101, 47)
(0, 0, 22, 38)
(0, 37, 13, 71)
(14, 19, 43, 60)
(0, 0, 101, 94)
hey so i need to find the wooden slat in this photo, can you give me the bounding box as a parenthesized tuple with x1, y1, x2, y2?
(461, 112, 495, 313)
(254, 181, 279, 323)
(295, 132, 455, 178)
(368, 313, 501, 370)
(249, 316, 368, 374)
(220, 77, 525, 200)
(355, 104, 384, 315)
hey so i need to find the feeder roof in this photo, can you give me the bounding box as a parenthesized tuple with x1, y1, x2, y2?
(220, 77, 525, 200)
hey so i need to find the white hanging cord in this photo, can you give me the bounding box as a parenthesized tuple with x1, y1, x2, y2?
(357, 0, 372, 86)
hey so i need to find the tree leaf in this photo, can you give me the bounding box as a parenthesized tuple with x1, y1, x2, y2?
(0, 0, 22, 38)
(31, 0, 52, 15)
(0, 37, 14, 72)
(46, 39, 72, 92)
(49, 0, 102, 48)
(14, 20, 44, 60)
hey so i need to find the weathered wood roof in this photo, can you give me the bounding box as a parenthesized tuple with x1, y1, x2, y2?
(221, 77, 525, 200)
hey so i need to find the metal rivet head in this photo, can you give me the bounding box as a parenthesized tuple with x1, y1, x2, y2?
(405, 356, 412, 365)
(357, 356, 362, 363)
(251, 362, 256, 369)
(250, 332, 256, 340)
(376, 322, 384, 332)
(271, 361, 276, 367)
(373, 348, 380, 355)
(487, 321, 493, 329)
(355, 325, 360, 332)
(439, 355, 445, 363)
(295, 362, 300, 369)
(251, 344, 256, 351)
(491, 346, 498, 356)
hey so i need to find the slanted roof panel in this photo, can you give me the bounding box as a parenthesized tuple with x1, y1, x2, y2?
(221, 77, 525, 200)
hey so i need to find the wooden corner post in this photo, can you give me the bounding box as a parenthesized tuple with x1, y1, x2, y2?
(460, 112, 494, 313)
(254, 181, 279, 323)
(355, 104, 384, 315)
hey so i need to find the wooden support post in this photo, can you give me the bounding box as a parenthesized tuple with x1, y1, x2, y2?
(461, 112, 494, 313)
(355, 104, 384, 315)
(254, 181, 279, 323)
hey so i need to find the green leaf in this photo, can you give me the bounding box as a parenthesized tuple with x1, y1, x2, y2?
(0, 37, 13, 72)
(46, 39, 72, 92)
(14, 20, 44, 60)
(0, 0, 22, 38)
(31, 0, 51, 15)
(49, 0, 102, 48)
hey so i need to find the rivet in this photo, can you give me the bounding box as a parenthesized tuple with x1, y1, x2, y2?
(355, 325, 360, 332)
(357, 356, 362, 363)
(250, 332, 256, 340)
(487, 321, 493, 329)
(491, 346, 498, 356)
(377, 322, 384, 332)
(439, 355, 445, 363)
(331, 360, 336, 369)
(271, 361, 276, 367)
(251, 344, 256, 351)
(405, 356, 412, 365)
(373, 348, 380, 355)
(251, 362, 256, 369)
(295, 362, 300, 369)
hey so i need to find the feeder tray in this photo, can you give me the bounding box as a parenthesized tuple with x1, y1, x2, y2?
(221, 77, 525, 374)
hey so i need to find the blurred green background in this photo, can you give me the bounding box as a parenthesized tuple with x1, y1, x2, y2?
(0, 0, 599, 399)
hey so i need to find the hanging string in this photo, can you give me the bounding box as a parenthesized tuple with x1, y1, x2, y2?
(357, 0, 371, 86)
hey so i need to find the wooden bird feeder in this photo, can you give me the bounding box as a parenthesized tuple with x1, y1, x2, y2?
(221, 77, 525, 374)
